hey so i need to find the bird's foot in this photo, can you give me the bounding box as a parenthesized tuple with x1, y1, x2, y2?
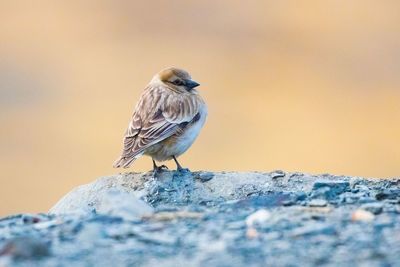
(152, 165, 168, 178)
(154, 165, 168, 172)
(172, 156, 190, 173)
(152, 160, 169, 178)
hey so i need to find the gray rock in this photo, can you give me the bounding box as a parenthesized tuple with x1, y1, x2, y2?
(1, 171, 399, 267)
(0, 236, 50, 259)
(308, 199, 328, 207)
(270, 170, 286, 179)
(291, 223, 336, 237)
(310, 180, 350, 201)
(96, 189, 154, 221)
(49, 171, 376, 213)
(361, 202, 384, 215)
(313, 180, 350, 193)
(50, 183, 153, 219)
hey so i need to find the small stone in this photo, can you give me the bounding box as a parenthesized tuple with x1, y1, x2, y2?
(195, 172, 214, 182)
(308, 199, 328, 207)
(141, 211, 203, 221)
(97, 189, 154, 221)
(293, 191, 307, 201)
(135, 231, 177, 245)
(75, 223, 106, 248)
(310, 187, 336, 200)
(246, 227, 259, 239)
(291, 223, 336, 237)
(34, 219, 63, 230)
(226, 220, 246, 230)
(0, 237, 50, 259)
(313, 180, 350, 194)
(297, 206, 333, 213)
(358, 197, 376, 204)
(375, 189, 399, 200)
(352, 209, 375, 221)
(22, 213, 47, 224)
(270, 170, 285, 179)
(374, 214, 393, 229)
(361, 203, 383, 215)
(245, 209, 270, 228)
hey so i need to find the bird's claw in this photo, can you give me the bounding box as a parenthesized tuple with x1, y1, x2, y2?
(153, 164, 168, 174)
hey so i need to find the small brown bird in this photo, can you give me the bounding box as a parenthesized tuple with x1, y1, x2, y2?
(113, 67, 207, 173)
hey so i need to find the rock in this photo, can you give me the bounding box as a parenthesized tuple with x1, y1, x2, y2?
(313, 181, 350, 193)
(245, 209, 271, 239)
(1, 171, 399, 266)
(352, 209, 375, 221)
(21, 213, 47, 224)
(96, 189, 154, 221)
(293, 191, 307, 201)
(246, 227, 259, 239)
(310, 180, 350, 201)
(0, 236, 50, 259)
(308, 199, 328, 207)
(291, 223, 336, 237)
(49, 171, 365, 214)
(270, 170, 286, 179)
(245, 209, 270, 228)
(50, 186, 153, 220)
(194, 172, 214, 182)
(375, 189, 400, 200)
(33, 219, 63, 230)
(141, 211, 203, 221)
(297, 206, 333, 213)
(361, 203, 384, 215)
(358, 196, 376, 203)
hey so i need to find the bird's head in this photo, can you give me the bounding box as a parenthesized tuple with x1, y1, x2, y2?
(151, 67, 200, 93)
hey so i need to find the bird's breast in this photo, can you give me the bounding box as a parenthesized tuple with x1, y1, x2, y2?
(173, 104, 207, 149)
(146, 104, 207, 161)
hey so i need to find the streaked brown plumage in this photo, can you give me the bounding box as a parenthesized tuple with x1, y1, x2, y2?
(113, 67, 207, 171)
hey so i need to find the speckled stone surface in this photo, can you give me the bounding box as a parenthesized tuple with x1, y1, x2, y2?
(1, 171, 399, 266)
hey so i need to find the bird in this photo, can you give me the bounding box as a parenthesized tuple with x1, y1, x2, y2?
(113, 67, 207, 174)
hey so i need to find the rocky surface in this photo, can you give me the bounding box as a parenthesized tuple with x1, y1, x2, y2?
(1, 170, 400, 266)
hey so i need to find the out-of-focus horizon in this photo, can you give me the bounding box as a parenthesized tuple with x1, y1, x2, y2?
(1, 1, 400, 216)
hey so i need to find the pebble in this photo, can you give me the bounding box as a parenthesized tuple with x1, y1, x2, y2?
(195, 172, 214, 182)
(291, 223, 336, 237)
(245, 209, 271, 228)
(21, 214, 44, 224)
(246, 227, 259, 239)
(0, 237, 50, 259)
(313, 181, 350, 193)
(270, 170, 285, 179)
(141, 212, 203, 221)
(361, 203, 383, 215)
(96, 189, 154, 221)
(352, 210, 375, 221)
(308, 199, 328, 207)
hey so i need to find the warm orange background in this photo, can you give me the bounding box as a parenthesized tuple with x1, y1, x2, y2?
(1, 1, 399, 217)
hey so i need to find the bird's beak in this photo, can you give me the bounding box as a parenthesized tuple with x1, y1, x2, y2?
(186, 80, 200, 89)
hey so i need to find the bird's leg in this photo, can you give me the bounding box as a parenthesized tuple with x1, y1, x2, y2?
(172, 156, 190, 172)
(152, 160, 168, 173)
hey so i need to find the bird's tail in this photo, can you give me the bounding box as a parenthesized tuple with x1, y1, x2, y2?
(112, 156, 137, 168)
(112, 152, 144, 168)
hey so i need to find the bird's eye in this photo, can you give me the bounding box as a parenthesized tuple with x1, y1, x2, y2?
(173, 80, 184, 86)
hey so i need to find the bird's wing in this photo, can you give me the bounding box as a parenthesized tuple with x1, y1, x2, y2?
(113, 85, 201, 168)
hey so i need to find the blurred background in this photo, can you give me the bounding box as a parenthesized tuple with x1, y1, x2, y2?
(1, 0, 400, 217)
